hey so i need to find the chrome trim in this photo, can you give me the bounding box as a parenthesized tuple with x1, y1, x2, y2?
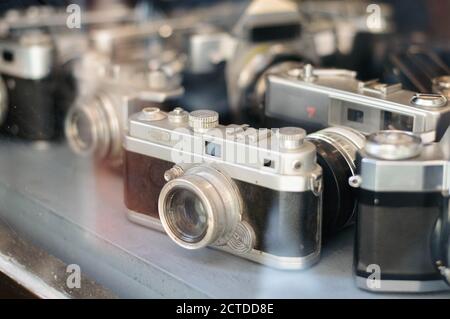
(356, 276, 449, 293)
(0, 36, 54, 79)
(124, 135, 321, 193)
(158, 165, 242, 249)
(126, 209, 319, 270)
(127, 210, 165, 232)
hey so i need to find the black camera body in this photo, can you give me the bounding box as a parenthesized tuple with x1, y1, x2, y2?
(350, 129, 450, 293)
(0, 32, 74, 140)
(385, 46, 450, 98)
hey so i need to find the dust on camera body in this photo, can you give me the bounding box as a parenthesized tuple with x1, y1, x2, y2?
(349, 128, 450, 293)
(265, 64, 450, 143)
(65, 50, 184, 166)
(0, 31, 72, 140)
(123, 107, 323, 269)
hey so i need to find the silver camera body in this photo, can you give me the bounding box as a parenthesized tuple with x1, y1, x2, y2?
(184, 0, 315, 119)
(124, 107, 323, 269)
(65, 50, 184, 165)
(350, 128, 450, 292)
(265, 64, 450, 143)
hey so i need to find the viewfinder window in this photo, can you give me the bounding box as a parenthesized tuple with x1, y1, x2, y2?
(205, 141, 222, 158)
(347, 108, 365, 123)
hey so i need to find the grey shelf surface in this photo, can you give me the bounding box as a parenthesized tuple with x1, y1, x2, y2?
(0, 140, 448, 299)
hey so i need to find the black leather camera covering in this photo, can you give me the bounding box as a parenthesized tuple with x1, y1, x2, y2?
(124, 150, 320, 258)
(355, 190, 445, 282)
(1, 65, 75, 140)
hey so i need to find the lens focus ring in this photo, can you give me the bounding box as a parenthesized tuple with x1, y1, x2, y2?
(159, 166, 242, 249)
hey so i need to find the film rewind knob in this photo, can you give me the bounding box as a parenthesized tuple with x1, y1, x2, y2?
(189, 110, 219, 131)
(277, 127, 306, 150)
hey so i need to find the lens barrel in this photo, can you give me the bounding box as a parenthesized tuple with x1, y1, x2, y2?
(307, 127, 365, 237)
(65, 91, 122, 164)
(159, 166, 242, 249)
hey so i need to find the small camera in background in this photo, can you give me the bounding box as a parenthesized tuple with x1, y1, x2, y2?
(0, 31, 76, 141)
(65, 49, 185, 167)
(264, 64, 450, 144)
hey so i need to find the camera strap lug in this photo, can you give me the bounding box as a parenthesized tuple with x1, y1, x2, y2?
(348, 175, 362, 188)
(310, 172, 323, 197)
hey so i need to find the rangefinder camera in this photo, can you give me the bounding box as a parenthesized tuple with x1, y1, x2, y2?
(185, 0, 314, 122)
(265, 64, 450, 143)
(124, 107, 323, 269)
(0, 31, 76, 140)
(349, 128, 450, 293)
(65, 50, 184, 166)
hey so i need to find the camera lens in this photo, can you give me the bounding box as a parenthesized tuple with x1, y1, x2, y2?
(165, 188, 208, 243)
(66, 107, 95, 153)
(65, 92, 122, 163)
(159, 166, 242, 249)
(307, 127, 365, 238)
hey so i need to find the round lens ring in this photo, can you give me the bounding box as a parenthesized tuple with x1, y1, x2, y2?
(67, 107, 95, 153)
(159, 166, 243, 250)
(165, 188, 209, 244)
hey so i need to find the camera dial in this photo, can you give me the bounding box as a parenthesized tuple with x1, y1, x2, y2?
(159, 166, 242, 249)
(277, 127, 306, 150)
(188, 110, 219, 132)
(365, 130, 423, 160)
(410, 93, 447, 108)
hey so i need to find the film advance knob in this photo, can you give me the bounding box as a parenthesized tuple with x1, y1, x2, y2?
(410, 93, 447, 108)
(365, 131, 423, 160)
(189, 110, 219, 131)
(277, 127, 306, 150)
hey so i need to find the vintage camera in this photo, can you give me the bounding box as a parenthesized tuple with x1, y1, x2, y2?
(307, 126, 366, 237)
(265, 64, 450, 143)
(349, 128, 450, 292)
(0, 31, 74, 140)
(184, 0, 315, 123)
(0, 4, 140, 140)
(123, 107, 323, 269)
(65, 50, 184, 166)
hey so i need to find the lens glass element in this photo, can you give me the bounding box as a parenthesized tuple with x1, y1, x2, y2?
(166, 188, 208, 243)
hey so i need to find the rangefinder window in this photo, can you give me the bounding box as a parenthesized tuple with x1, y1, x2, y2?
(381, 111, 414, 131)
(205, 141, 222, 158)
(249, 24, 301, 42)
(347, 108, 365, 124)
(263, 158, 275, 168)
